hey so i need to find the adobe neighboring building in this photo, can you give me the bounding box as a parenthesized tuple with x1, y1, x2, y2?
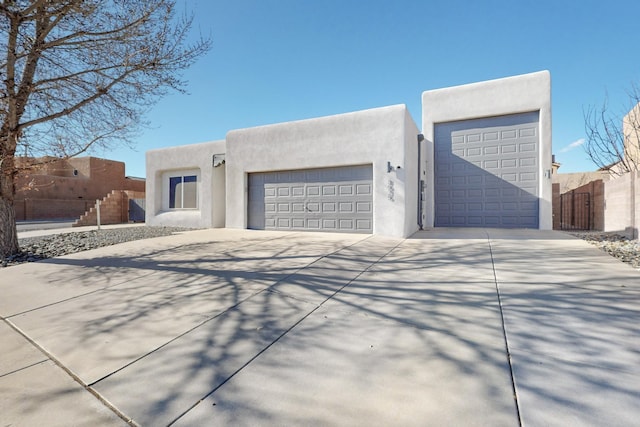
(13, 156, 145, 221)
(147, 71, 552, 237)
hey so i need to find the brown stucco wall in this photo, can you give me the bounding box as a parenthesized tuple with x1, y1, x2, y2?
(553, 171, 610, 194)
(13, 156, 145, 221)
(572, 179, 605, 231)
(73, 190, 146, 226)
(552, 183, 560, 230)
(553, 179, 605, 231)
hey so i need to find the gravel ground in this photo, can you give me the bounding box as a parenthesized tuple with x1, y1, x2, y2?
(571, 231, 640, 270)
(3, 226, 194, 267)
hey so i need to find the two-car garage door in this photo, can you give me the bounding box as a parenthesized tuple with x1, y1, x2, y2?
(434, 112, 540, 228)
(248, 165, 373, 233)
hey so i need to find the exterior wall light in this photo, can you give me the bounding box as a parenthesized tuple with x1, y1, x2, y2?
(213, 153, 226, 168)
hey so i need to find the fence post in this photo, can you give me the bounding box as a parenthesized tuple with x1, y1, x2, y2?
(96, 199, 101, 230)
(632, 171, 637, 239)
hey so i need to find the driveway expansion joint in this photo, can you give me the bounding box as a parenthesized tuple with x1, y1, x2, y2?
(1, 317, 137, 426)
(486, 232, 523, 427)
(166, 236, 403, 426)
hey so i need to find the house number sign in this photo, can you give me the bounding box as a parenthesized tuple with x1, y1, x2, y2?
(387, 179, 395, 202)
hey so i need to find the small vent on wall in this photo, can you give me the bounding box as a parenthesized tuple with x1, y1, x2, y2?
(73, 169, 78, 176)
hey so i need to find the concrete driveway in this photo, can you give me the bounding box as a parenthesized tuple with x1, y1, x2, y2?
(1, 228, 639, 426)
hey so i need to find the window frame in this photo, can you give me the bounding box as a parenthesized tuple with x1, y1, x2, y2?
(162, 169, 200, 210)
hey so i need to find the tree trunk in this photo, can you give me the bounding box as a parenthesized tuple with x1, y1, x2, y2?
(0, 197, 18, 258)
(0, 149, 19, 258)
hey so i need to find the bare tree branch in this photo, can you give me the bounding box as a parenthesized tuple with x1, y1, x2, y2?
(0, 0, 212, 257)
(584, 87, 640, 176)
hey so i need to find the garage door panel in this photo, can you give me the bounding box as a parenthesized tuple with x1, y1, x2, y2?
(501, 144, 517, 154)
(468, 216, 483, 225)
(356, 219, 372, 230)
(484, 160, 499, 170)
(451, 176, 466, 185)
(248, 165, 373, 233)
(501, 173, 517, 182)
(468, 175, 483, 185)
(307, 219, 320, 229)
(277, 218, 290, 227)
(519, 142, 536, 152)
(485, 216, 500, 225)
(435, 112, 539, 228)
(519, 127, 537, 137)
(339, 185, 353, 195)
(501, 158, 517, 168)
(356, 184, 371, 195)
(520, 157, 537, 167)
(501, 187, 519, 197)
(322, 185, 336, 196)
(356, 201, 372, 212)
(339, 202, 353, 213)
(339, 219, 354, 229)
(520, 172, 536, 182)
(323, 219, 337, 229)
(484, 145, 499, 155)
(322, 202, 336, 212)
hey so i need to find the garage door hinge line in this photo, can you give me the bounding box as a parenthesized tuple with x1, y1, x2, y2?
(486, 233, 523, 427)
(166, 237, 403, 427)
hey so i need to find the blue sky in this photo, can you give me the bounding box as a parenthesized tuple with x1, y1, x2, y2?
(105, 0, 639, 178)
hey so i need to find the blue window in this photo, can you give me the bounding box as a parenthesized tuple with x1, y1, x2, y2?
(169, 175, 197, 209)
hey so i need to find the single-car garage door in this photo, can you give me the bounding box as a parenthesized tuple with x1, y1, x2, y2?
(434, 112, 539, 228)
(248, 165, 373, 233)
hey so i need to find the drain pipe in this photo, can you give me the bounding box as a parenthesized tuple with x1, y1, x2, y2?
(417, 134, 424, 230)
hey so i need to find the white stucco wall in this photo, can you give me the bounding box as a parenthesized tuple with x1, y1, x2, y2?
(145, 140, 226, 228)
(421, 70, 553, 229)
(225, 105, 421, 238)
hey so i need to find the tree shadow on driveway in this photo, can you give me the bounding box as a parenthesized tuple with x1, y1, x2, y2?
(4, 229, 636, 426)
